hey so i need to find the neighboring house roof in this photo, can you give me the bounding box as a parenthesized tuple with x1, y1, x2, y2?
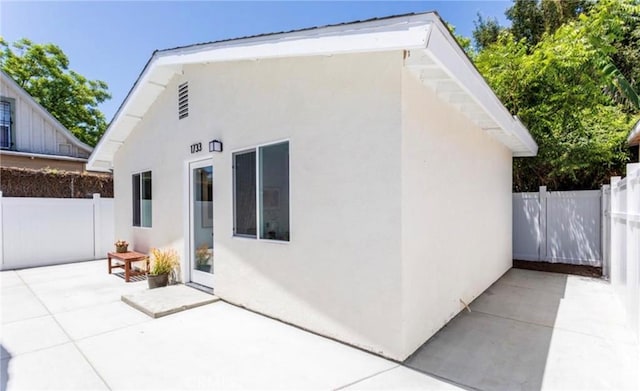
(88, 12, 538, 172)
(0, 149, 90, 163)
(630, 119, 640, 146)
(0, 70, 93, 156)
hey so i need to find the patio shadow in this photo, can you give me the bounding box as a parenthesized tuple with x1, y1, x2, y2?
(1, 344, 11, 391)
(404, 268, 568, 391)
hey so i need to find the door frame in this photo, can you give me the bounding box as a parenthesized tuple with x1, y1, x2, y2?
(183, 156, 214, 288)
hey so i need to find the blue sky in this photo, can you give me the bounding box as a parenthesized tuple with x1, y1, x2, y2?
(1, 1, 511, 121)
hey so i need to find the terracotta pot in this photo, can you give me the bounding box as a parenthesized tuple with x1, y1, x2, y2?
(147, 273, 169, 289)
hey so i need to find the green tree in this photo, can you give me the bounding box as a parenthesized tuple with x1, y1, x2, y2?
(505, 0, 592, 48)
(505, 0, 545, 47)
(612, 15, 640, 102)
(0, 38, 110, 147)
(475, 0, 640, 191)
(540, 0, 591, 37)
(472, 14, 503, 52)
(446, 24, 473, 58)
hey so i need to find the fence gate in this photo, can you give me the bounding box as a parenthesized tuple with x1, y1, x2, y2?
(513, 187, 605, 267)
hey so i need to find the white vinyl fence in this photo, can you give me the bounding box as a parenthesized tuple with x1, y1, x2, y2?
(0, 192, 114, 270)
(513, 187, 604, 266)
(610, 163, 640, 340)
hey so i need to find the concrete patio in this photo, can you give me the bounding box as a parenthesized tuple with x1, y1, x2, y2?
(1, 260, 638, 390)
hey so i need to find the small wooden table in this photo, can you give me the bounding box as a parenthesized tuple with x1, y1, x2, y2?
(108, 251, 149, 282)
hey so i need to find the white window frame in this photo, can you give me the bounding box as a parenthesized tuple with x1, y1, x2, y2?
(0, 98, 15, 150)
(132, 170, 153, 228)
(232, 139, 291, 244)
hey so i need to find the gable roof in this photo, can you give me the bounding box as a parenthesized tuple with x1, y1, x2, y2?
(0, 71, 93, 155)
(88, 12, 537, 171)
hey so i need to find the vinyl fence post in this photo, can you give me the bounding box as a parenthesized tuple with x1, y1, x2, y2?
(539, 186, 547, 262)
(93, 193, 101, 260)
(629, 164, 640, 340)
(610, 177, 621, 285)
(601, 185, 611, 279)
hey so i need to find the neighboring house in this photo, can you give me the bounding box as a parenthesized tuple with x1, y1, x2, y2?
(630, 119, 640, 162)
(88, 13, 538, 360)
(0, 71, 92, 172)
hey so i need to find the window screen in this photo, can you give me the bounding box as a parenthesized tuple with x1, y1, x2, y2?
(233, 142, 290, 242)
(259, 142, 289, 241)
(132, 171, 152, 227)
(233, 151, 257, 236)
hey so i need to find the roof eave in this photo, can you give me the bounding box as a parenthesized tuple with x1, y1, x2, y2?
(88, 14, 435, 171)
(0, 149, 89, 163)
(406, 16, 537, 157)
(88, 12, 538, 170)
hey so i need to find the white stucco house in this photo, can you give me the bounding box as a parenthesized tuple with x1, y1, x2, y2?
(0, 71, 93, 172)
(88, 12, 537, 361)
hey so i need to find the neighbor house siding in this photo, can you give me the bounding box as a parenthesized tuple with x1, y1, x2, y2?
(0, 81, 89, 158)
(400, 69, 513, 354)
(113, 51, 407, 358)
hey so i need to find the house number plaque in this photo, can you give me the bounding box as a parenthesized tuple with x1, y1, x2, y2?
(190, 142, 202, 154)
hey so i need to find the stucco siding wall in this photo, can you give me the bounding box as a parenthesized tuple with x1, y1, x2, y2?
(400, 70, 513, 357)
(1, 78, 90, 158)
(113, 77, 185, 258)
(113, 51, 406, 358)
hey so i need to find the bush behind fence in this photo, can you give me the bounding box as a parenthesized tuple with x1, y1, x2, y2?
(0, 167, 113, 198)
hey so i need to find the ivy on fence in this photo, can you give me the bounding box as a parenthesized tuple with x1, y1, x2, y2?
(0, 167, 113, 198)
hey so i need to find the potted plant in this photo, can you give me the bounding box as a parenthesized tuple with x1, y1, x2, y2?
(114, 240, 129, 253)
(195, 243, 212, 273)
(147, 248, 179, 289)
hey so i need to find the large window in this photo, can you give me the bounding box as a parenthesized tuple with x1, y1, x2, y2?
(132, 171, 152, 227)
(0, 100, 13, 149)
(233, 141, 289, 241)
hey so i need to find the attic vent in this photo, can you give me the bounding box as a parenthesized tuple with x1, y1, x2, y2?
(178, 82, 189, 119)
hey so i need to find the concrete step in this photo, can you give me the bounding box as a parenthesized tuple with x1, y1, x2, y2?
(122, 284, 219, 318)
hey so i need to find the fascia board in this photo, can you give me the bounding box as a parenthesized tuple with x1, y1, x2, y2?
(155, 24, 431, 66)
(424, 18, 538, 156)
(157, 14, 434, 57)
(86, 159, 112, 172)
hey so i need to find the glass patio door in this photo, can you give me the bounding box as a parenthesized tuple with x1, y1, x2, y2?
(189, 159, 214, 287)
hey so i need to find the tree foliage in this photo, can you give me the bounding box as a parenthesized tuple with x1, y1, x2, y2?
(446, 24, 473, 57)
(0, 38, 110, 147)
(505, 0, 591, 48)
(471, 0, 640, 191)
(472, 14, 502, 52)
